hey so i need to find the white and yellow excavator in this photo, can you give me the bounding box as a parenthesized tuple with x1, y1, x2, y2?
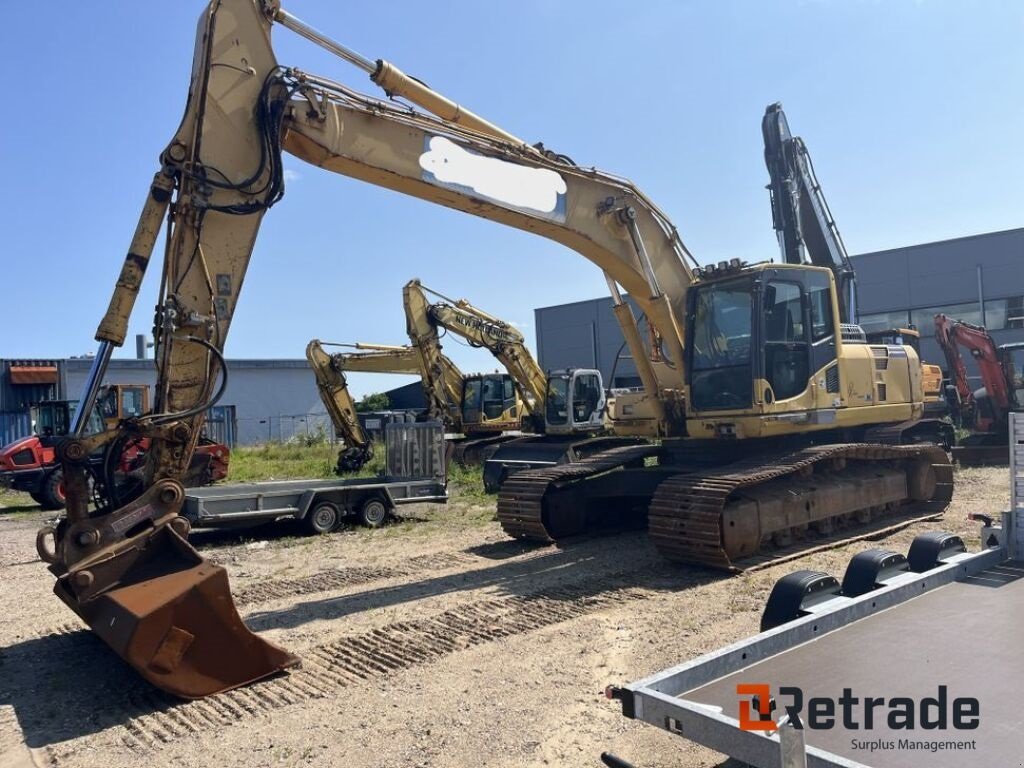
(42, 0, 952, 698)
(404, 279, 639, 490)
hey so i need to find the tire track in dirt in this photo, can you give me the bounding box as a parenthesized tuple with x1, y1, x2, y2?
(108, 573, 651, 755)
(10, 544, 540, 645)
(231, 550, 477, 606)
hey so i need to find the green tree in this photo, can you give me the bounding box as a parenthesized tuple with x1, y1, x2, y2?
(355, 391, 391, 412)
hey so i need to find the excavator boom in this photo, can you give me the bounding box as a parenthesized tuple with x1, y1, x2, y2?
(307, 340, 426, 472)
(405, 280, 549, 422)
(762, 103, 858, 322)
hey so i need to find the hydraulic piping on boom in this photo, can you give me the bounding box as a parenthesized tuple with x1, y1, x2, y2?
(44, 1, 953, 699)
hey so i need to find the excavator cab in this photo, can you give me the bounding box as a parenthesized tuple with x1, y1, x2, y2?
(687, 263, 840, 415)
(1003, 344, 1024, 410)
(460, 373, 519, 431)
(544, 369, 605, 435)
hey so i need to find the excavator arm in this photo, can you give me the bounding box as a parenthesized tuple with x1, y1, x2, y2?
(762, 103, 858, 323)
(404, 280, 549, 423)
(933, 314, 1012, 432)
(401, 281, 467, 427)
(47, 0, 700, 698)
(306, 340, 425, 472)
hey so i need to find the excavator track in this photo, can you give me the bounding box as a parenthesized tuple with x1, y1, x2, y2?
(497, 443, 662, 540)
(648, 442, 953, 571)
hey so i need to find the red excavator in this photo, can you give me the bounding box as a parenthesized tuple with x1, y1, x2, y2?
(934, 313, 1024, 464)
(0, 384, 229, 508)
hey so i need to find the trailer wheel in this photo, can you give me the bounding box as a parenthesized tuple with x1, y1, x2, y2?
(38, 470, 67, 511)
(304, 501, 340, 535)
(359, 498, 390, 528)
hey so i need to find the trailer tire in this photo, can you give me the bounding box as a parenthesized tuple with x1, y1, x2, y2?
(38, 470, 67, 511)
(359, 498, 390, 528)
(304, 501, 340, 535)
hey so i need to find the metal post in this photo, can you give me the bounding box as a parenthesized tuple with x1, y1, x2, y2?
(777, 715, 808, 768)
(977, 264, 986, 327)
(70, 341, 114, 436)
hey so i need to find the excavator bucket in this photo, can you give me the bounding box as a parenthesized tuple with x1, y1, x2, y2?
(53, 525, 298, 699)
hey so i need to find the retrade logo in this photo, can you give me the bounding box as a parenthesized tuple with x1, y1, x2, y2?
(736, 683, 776, 731)
(735, 684, 980, 732)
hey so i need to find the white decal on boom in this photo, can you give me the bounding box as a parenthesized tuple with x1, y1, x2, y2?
(419, 136, 567, 219)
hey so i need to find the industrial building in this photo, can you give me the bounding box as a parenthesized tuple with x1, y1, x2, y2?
(0, 357, 331, 446)
(536, 228, 1024, 386)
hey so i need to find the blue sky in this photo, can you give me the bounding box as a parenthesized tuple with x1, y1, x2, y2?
(1, 1, 1021, 396)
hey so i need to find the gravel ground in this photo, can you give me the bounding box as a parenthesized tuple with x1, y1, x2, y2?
(0, 466, 1008, 768)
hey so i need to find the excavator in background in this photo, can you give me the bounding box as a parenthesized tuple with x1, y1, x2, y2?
(935, 313, 1024, 464)
(42, 0, 953, 698)
(307, 336, 528, 469)
(401, 279, 528, 464)
(0, 384, 228, 509)
(862, 326, 946, 416)
(760, 102, 953, 446)
(306, 340, 423, 472)
(404, 279, 638, 490)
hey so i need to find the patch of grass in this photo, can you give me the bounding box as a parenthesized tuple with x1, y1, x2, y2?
(227, 441, 386, 482)
(0, 488, 41, 515)
(227, 442, 487, 501)
(447, 462, 490, 503)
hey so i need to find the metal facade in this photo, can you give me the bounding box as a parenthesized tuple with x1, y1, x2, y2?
(535, 228, 1024, 386)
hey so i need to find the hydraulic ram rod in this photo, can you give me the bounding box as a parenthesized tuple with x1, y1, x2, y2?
(274, 7, 528, 145)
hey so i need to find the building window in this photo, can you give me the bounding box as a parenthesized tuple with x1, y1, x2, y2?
(859, 310, 911, 332)
(912, 302, 983, 335)
(908, 297, 1024, 335)
(1006, 296, 1024, 329)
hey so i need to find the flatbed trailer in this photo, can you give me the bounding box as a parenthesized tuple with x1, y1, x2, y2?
(183, 422, 447, 533)
(606, 415, 1024, 768)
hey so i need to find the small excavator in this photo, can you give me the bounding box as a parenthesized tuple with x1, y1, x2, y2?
(0, 384, 228, 510)
(935, 313, 1024, 464)
(307, 338, 526, 468)
(306, 340, 423, 472)
(41, 1, 953, 698)
(403, 279, 639, 490)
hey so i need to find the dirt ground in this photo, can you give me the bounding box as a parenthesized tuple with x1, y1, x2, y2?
(0, 466, 1009, 768)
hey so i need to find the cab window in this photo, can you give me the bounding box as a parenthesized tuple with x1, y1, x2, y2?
(764, 280, 809, 400)
(806, 272, 834, 341)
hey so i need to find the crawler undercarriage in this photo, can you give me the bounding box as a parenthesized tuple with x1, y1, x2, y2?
(497, 436, 952, 571)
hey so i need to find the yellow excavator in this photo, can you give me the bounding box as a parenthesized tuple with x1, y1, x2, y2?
(42, 0, 952, 698)
(307, 337, 523, 468)
(306, 340, 424, 472)
(404, 278, 639, 490)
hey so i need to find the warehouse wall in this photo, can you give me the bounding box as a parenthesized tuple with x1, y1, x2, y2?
(534, 295, 646, 388)
(854, 228, 1024, 374)
(535, 228, 1024, 387)
(62, 358, 329, 445)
